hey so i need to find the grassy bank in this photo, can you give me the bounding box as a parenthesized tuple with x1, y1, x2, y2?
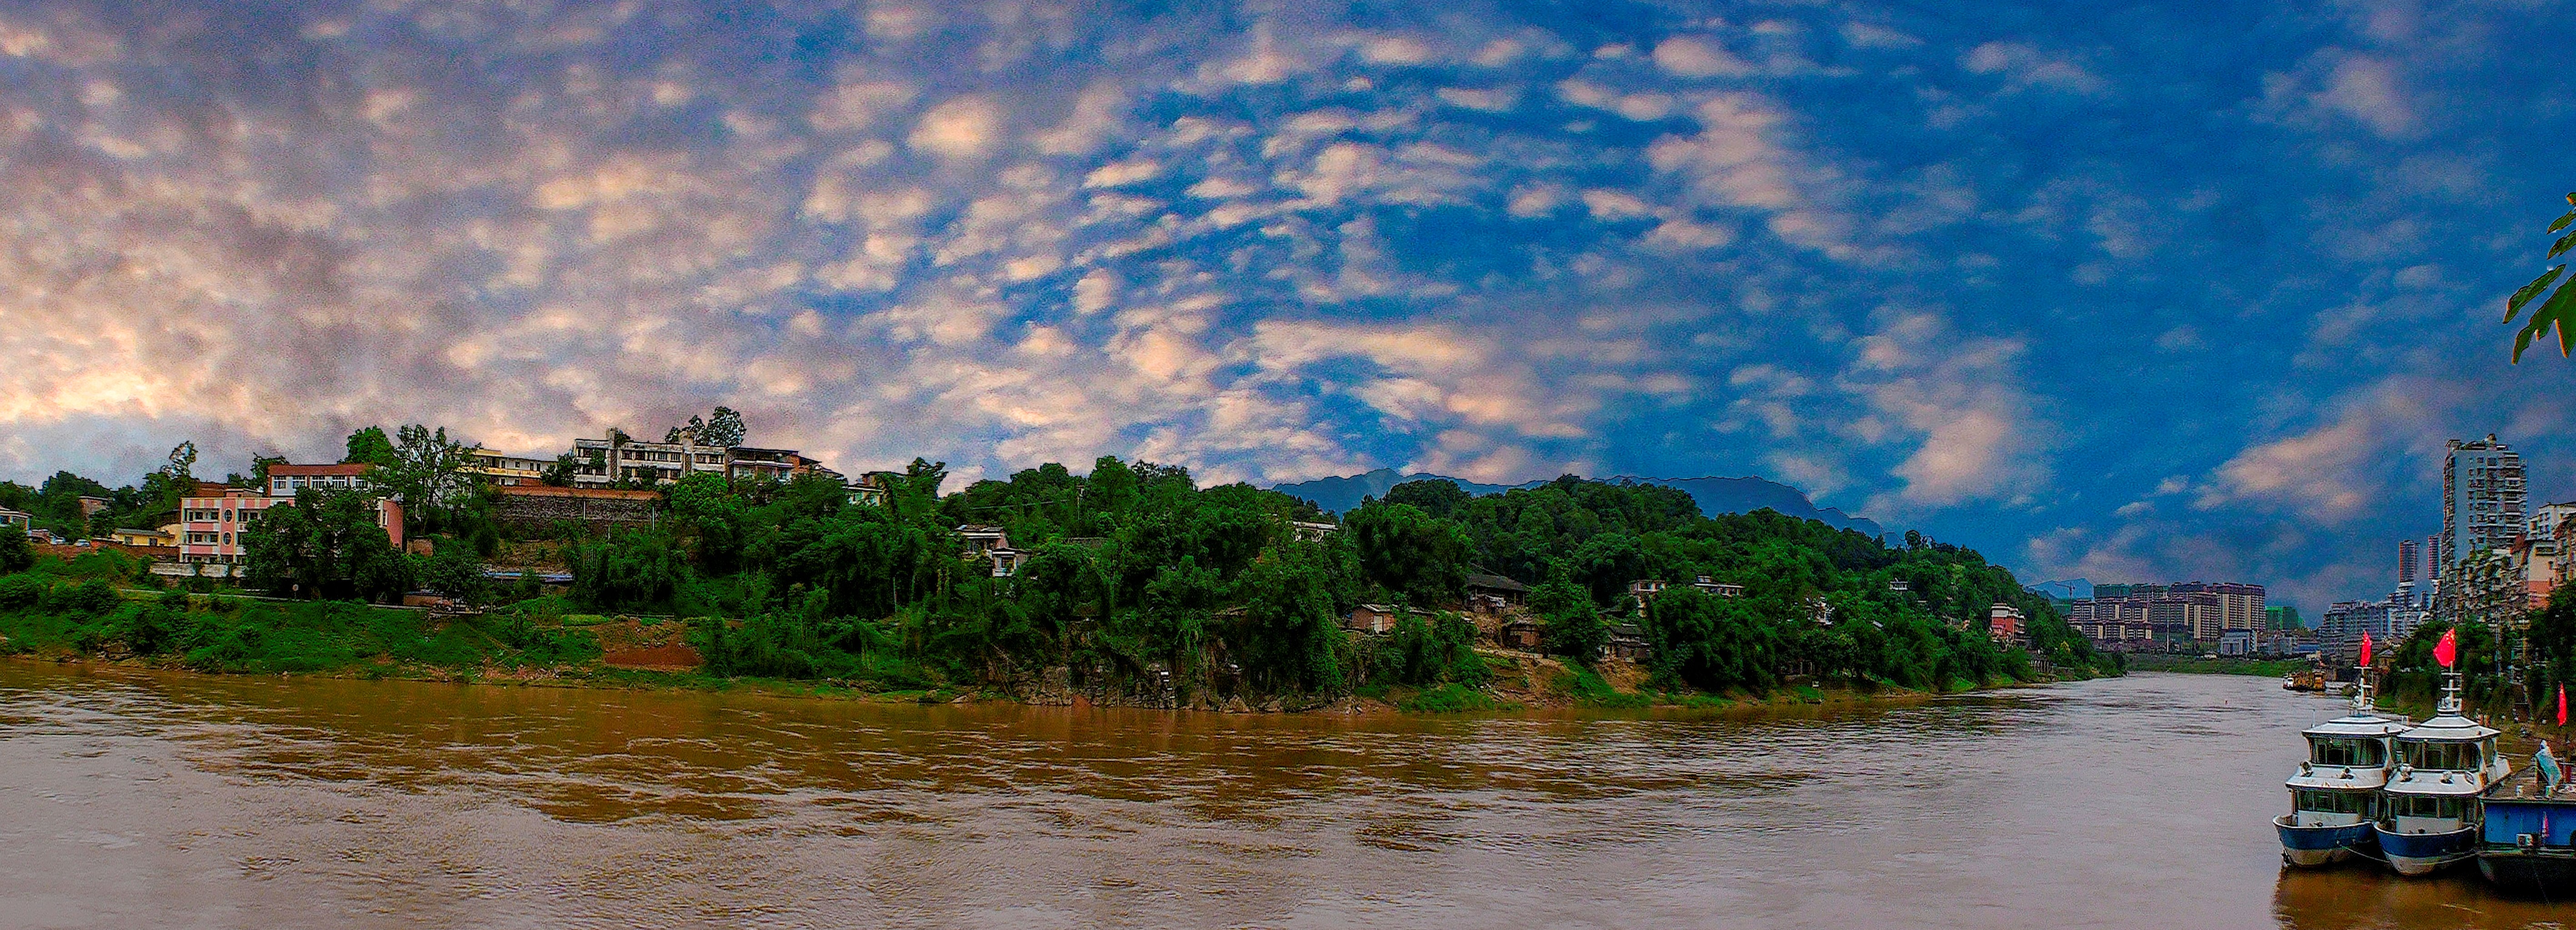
(0, 569, 2083, 714)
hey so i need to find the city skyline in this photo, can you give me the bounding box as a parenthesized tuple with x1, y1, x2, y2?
(3, 1, 2575, 612)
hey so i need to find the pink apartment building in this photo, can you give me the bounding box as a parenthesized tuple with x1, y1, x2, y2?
(177, 465, 404, 567)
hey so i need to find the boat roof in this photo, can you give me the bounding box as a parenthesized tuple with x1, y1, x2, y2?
(2287, 769, 2387, 790)
(2304, 712, 2411, 737)
(2384, 773, 2488, 796)
(2394, 712, 2500, 742)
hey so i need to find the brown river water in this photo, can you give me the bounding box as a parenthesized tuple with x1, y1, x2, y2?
(0, 662, 2568, 930)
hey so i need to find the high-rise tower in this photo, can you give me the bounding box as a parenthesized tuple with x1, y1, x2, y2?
(2443, 435, 2527, 568)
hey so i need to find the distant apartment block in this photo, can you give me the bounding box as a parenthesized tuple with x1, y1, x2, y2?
(2321, 599, 2393, 664)
(2071, 581, 2265, 645)
(2443, 435, 2526, 570)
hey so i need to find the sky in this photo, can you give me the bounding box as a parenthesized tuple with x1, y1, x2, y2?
(0, 0, 2571, 613)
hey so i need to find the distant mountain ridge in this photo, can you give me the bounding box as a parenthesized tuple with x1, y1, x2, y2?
(1270, 469, 1885, 537)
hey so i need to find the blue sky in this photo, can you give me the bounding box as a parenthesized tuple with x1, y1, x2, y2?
(0, 0, 2571, 612)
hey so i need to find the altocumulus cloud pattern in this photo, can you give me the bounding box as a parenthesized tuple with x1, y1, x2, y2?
(0, 0, 2572, 608)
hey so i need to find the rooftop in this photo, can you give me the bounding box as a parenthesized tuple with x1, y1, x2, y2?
(269, 463, 375, 477)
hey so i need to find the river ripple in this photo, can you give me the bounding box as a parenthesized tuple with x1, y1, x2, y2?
(0, 662, 2562, 928)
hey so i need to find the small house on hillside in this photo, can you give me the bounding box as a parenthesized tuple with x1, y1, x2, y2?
(0, 508, 28, 530)
(1605, 623, 1652, 661)
(1465, 573, 1529, 610)
(1290, 520, 1338, 542)
(1691, 575, 1744, 597)
(1626, 579, 1668, 601)
(1347, 604, 1399, 635)
(957, 525, 1020, 577)
(1988, 604, 2027, 645)
(1501, 617, 1544, 651)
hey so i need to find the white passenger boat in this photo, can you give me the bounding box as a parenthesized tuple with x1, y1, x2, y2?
(2277, 662, 2408, 866)
(2373, 668, 2510, 875)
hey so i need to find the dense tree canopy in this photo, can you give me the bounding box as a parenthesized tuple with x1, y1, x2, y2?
(4, 436, 2108, 701)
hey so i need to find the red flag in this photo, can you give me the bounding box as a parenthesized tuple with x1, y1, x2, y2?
(2558, 684, 2567, 727)
(2359, 632, 2372, 667)
(2435, 627, 2458, 669)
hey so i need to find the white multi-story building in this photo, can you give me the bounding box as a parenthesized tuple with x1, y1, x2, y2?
(565, 432, 842, 488)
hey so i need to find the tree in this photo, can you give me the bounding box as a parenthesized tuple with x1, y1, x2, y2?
(241, 490, 413, 601)
(164, 442, 197, 482)
(343, 426, 397, 467)
(703, 406, 746, 447)
(365, 425, 475, 526)
(541, 454, 577, 487)
(571, 530, 683, 612)
(1533, 572, 1606, 660)
(0, 526, 31, 574)
(1345, 502, 1471, 605)
(1384, 479, 1471, 519)
(414, 543, 489, 605)
(665, 415, 706, 445)
(2505, 192, 2576, 362)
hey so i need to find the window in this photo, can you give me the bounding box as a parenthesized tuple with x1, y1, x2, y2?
(2311, 737, 2386, 767)
(2294, 790, 2368, 815)
(2385, 795, 2469, 820)
(2401, 741, 2482, 771)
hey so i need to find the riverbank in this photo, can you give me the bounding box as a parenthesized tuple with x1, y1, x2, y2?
(0, 580, 2097, 715)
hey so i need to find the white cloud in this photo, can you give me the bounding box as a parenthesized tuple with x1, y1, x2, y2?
(1961, 41, 2106, 95)
(2198, 378, 2454, 523)
(909, 96, 1003, 159)
(2314, 54, 2416, 137)
(1651, 37, 1751, 78)
(1841, 313, 2051, 511)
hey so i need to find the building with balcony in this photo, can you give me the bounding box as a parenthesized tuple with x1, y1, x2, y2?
(1988, 604, 2027, 645)
(465, 448, 552, 487)
(564, 432, 844, 489)
(177, 478, 405, 567)
(2444, 435, 2527, 571)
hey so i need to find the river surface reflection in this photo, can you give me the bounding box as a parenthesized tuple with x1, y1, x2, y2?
(0, 662, 2564, 928)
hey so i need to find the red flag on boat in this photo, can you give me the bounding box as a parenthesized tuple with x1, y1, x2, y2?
(2359, 632, 2372, 667)
(2559, 684, 2567, 727)
(2434, 627, 2458, 669)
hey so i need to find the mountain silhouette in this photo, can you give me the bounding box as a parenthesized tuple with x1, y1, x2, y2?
(1271, 469, 1885, 537)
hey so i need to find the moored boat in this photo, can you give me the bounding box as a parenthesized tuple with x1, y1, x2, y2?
(2476, 749, 2576, 894)
(2277, 656, 2407, 866)
(2372, 664, 2509, 876)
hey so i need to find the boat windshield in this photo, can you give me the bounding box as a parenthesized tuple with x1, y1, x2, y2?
(2397, 740, 2484, 771)
(2293, 789, 2368, 814)
(2309, 736, 2384, 767)
(2384, 794, 2470, 820)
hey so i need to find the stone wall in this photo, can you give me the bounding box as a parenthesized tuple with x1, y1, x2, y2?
(493, 486, 663, 530)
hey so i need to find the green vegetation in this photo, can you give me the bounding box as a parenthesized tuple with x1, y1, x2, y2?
(0, 562, 600, 675)
(3, 442, 2116, 710)
(2503, 191, 2576, 362)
